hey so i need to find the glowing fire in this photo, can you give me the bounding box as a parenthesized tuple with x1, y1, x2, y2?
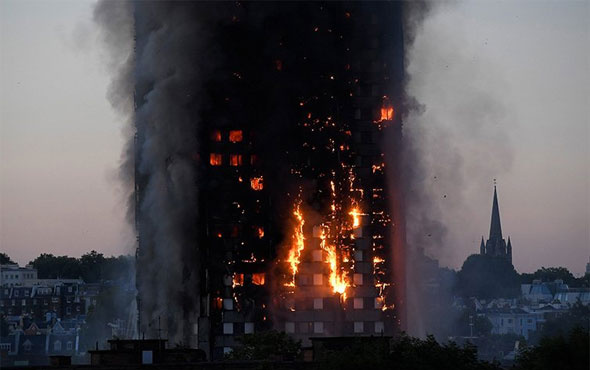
(380, 105, 394, 121)
(285, 203, 305, 287)
(250, 176, 264, 191)
(349, 207, 361, 228)
(319, 226, 350, 301)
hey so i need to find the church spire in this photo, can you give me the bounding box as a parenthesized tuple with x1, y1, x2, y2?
(489, 186, 503, 241)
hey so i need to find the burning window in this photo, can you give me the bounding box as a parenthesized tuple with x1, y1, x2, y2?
(380, 105, 394, 121)
(256, 227, 264, 239)
(210, 153, 222, 166)
(252, 273, 265, 285)
(229, 130, 243, 143)
(213, 297, 223, 310)
(233, 273, 244, 287)
(229, 154, 243, 166)
(250, 177, 263, 191)
(211, 130, 222, 142)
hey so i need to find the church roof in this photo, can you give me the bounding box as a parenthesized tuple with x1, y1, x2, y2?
(489, 186, 503, 241)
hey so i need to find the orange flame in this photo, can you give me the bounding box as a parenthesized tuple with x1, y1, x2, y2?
(285, 203, 305, 287)
(319, 226, 350, 301)
(380, 106, 394, 121)
(250, 176, 264, 191)
(349, 207, 361, 228)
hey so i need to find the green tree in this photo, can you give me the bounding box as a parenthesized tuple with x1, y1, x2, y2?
(514, 327, 589, 370)
(456, 254, 520, 298)
(529, 301, 589, 344)
(80, 250, 106, 283)
(0, 253, 14, 264)
(29, 253, 82, 279)
(388, 334, 501, 370)
(225, 330, 301, 361)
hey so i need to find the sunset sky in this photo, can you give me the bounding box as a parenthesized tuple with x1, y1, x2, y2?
(1, 0, 588, 274)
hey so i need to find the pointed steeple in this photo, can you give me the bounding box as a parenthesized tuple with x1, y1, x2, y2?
(489, 186, 503, 241)
(480, 237, 485, 255)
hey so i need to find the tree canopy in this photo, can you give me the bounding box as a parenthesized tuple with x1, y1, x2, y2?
(28, 251, 133, 283)
(455, 254, 520, 298)
(0, 252, 15, 265)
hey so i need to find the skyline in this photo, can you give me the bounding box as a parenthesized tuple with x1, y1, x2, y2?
(1, 0, 588, 275)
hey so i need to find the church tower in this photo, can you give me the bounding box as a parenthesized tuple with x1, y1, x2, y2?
(480, 186, 512, 264)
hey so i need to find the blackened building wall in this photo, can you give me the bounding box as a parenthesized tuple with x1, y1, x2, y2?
(134, 2, 405, 359)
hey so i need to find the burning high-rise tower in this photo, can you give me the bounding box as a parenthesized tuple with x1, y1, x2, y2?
(132, 1, 406, 359)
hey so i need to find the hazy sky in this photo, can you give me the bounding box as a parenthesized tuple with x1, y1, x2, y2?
(1, 1, 588, 274)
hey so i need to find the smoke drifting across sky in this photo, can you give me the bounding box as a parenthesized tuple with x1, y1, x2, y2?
(401, 1, 589, 274)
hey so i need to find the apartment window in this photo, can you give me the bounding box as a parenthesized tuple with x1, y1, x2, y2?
(223, 299, 233, 311)
(313, 298, 323, 310)
(67, 341, 73, 351)
(54, 341, 62, 351)
(14, 291, 19, 297)
(66, 307, 71, 315)
(353, 298, 364, 309)
(23, 341, 32, 352)
(285, 322, 295, 334)
(354, 322, 364, 333)
(250, 177, 263, 191)
(22, 299, 26, 306)
(353, 250, 363, 261)
(313, 322, 324, 334)
(250, 154, 259, 166)
(209, 153, 222, 166)
(229, 154, 243, 166)
(0, 343, 11, 351)
(223, 347, 233, 355)
(211, 130, 222, 142)
(374, 297, 383, 310)
(313, 274, 323, 286)
(312, 250, 323, 262)
(353, 273, 363, 285)
(223, 323, 234, 335)
(244, 322, 254, 334)
(251, 273, 265, 286)
(375, 321, 385, 334)
(24, 290, 30, 297)
(229, 130, 243, 143)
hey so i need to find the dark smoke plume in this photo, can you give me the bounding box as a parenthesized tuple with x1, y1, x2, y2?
(400, 1, 513, 337)
(94, 1, 221, 344)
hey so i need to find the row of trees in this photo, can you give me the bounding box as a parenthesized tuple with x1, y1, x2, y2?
(225, 328, 589, 370)
(0, 251, 133, 284)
